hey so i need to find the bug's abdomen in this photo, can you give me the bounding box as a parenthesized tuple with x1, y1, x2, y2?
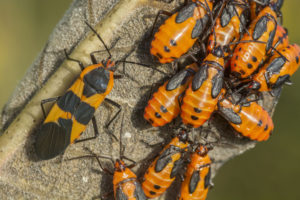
(231, 7, 277, 78)
(144, 64, 198, 126)
(218, 99, 274, 141)
(181, 66, 224, 128)
(151, 1, 212, 63)
(151, 14, 198, 64)
(144, 82, 182, 127)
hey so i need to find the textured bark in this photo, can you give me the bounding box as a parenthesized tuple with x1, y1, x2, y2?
(0, 0, 279, 199)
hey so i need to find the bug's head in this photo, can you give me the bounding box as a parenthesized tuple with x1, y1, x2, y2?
(177, 129, 189, 143)
(114, 159, 127, 172)
(211, 46, 225, 58)
(103, 59, 116, 72)
(249, 81, 261, 90)
(195, 144, 211, 157)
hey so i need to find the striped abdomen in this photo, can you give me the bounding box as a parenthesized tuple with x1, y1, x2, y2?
(144, 63, 198, 126)
(217, 98, 274, 141)
(181, 54, 225, 128)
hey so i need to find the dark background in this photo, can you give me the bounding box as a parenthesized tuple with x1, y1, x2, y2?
(0, 1, 299, 199)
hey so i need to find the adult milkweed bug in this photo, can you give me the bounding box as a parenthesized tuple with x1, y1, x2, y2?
(34, 22, 153, 160)
(35, 25, 120, 160)
(230, 5, 278, 79)
(217, 94, 274, 141)
(141, 129, 189, 198)
(207, 0, 250, 57)
(179, 144, 212, 200)
(68, 113, 147, 200)
(180, 47, 225, 128)
(144, 63, 199, 127)
(249, 43, 300, 93)
(150, 0, 214, 63)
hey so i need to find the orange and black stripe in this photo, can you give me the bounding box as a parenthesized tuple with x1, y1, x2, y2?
(144, 63, 198, 127)
(35, 60, 116, 160)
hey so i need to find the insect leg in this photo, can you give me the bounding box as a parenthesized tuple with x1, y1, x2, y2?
(75, 116, 100, 143)
(64, 49, 85, 71)
(104, 98, 122, 140)
(40, 96, 61, 119)
(150, 10, 172, 37)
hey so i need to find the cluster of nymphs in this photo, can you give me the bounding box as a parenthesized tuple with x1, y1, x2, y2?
(145, 0, 299, 142)
(33, 0, 299, 199)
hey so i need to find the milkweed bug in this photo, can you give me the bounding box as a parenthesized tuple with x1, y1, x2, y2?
(250, 0, 283, 21)
(231, 25, 289, 94)
(217, 94, 274, 141)
(249, 43, 300, 93)
(35, 22, 154, 160)
(141, 129, 189, 198)
(180, 47, 225, 128)
(144, 63, 199, 127)
(150, 0, 214, 63)
(230, 5, 278, 79)
(68, 113, 147, 200)
(35, 29, 120, 160)
(179, 144, 212, 200)
(207, 0, 250, 57)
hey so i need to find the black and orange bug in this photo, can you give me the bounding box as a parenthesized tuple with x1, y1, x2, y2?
(141, 129, 190, 198)
(112, 159, 147, 200)
(35, 22, 154, 160)
(249, 43, 300, 92)
(231, 24, 289, 94)
(180, 47, 225, 128)
(144, 63, 199, 127)
(217, 94, 274, 141)
(77, 155, 146, 200)
(35, 24, 120, 160)
(230, 5, 278, 79)
(68, 114, 147, 200)
(179, 144, 212, 200)
(150, 0, 214, 63)
(207, 0, 250, 57)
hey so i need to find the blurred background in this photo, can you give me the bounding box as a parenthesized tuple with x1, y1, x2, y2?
(0, 1, 299, 199)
